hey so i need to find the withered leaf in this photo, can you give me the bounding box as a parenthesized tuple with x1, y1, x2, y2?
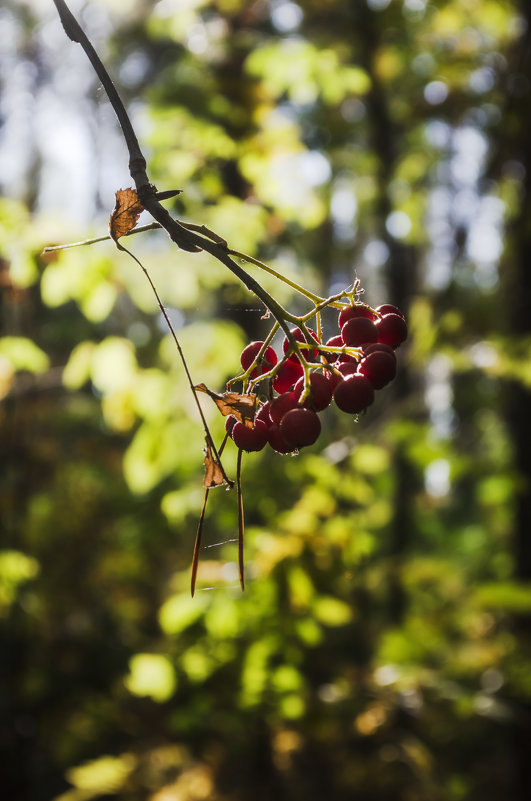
(109, 188, 144, 240)
(194, 383, 256, 428)
(203, 439, 226, 488)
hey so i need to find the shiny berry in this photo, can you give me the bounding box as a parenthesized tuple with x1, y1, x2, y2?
(376, 303, 405, 319)
(341, 316, 379, 347)
(333, 375, 374, 414)
(282, 327, 320, 362)
(240, 341, 277, 378)
(338, 304, 377, 328)
(231, 419, 269, 452)
(280, 408, 321, 448)
(267, 424, 294, 454)
(362, 342, 396, 359)
(375, 313, 408, 348)
(270, 392, 298, 425)
(293, 372, 333, 412)
(358, 350, 396, 389)
(256, 401, 273, 427)
(326, 334, 355, 363)
(272, 359, 304, 393)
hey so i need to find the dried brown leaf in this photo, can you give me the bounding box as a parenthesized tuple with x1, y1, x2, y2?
(194, 383, 256, 428)
(203, 439, 226, 488)
(110, 188, 144, 240)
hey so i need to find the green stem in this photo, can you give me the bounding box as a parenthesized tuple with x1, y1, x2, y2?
(229, 249, 323, 305)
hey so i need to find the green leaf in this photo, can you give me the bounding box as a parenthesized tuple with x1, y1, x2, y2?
(0, 337, 49, 374)
(124, 653, 177, 702)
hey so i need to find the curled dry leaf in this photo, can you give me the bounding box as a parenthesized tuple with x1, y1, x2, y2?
(203, 439, 227, 488)
(194, 383, 256, 428)
(110, 188, 144, 240)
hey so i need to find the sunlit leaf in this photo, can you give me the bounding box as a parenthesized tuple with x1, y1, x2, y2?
(109, 188, 143, 240)
(194, 383, 256, 427)
(65, 754, 136, 794)
(0, 336, 49, 374)
(124, 653, 177, 702)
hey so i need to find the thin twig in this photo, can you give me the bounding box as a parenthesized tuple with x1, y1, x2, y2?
(113, 236, 232, 488)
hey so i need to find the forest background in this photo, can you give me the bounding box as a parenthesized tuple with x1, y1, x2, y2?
(1, 0, 531, 799)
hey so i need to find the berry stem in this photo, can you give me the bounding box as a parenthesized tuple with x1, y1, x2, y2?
(228, 249, 344, 310)
(227, 324, 280, 391)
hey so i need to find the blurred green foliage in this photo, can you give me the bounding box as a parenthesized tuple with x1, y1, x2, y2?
(2, 0, 531, 800)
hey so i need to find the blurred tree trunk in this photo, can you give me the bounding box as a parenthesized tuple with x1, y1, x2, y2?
(500, 8, 531, 799)
(360, 9, 420, 624)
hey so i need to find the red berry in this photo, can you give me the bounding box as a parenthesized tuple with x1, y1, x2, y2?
(270, 391, 298, 425)
(280, 408, 321, 448)
(267, 423, 294, 454)
(231, 419, 269, 452)
(341, 316, 379, 347)
(326, 362, 358, 392)
(337, 362, 359, 378)
(293, 372, 333, 412)
(357, 350, 396, 389)
(338, 304, 377, 328)
(326, 335, 355, 363)
(362, 342, 396, 359)
(282, 327, 320, 362)
(240, 341, 277, 378)
(324, 367, 342, 392)
(333, 375, 374, 414)
(375, 313, 408, 348)
(256, 401, 273, 427)
(272, 360, 304, 393)
(376, 303, 405, 319)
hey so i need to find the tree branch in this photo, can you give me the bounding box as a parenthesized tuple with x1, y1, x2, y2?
(50, 0, 299, 347)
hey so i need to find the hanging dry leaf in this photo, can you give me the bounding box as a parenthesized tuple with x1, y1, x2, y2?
(203, 439, 227, 488)
(195, 383, 256, 427)
(109, 188, 144, 240)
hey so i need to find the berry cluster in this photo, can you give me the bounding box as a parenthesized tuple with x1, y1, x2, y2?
(227, 301, 407, 454)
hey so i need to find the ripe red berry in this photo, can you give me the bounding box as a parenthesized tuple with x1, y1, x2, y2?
(256, 401, 273, 427)
(341, 316, 379, 347)
(293, 372, 333, 412)
(282, 327, 320, 362)
(362, 342, 396, 359)
(333, 375, 374, 414)
(272, 359, 304, 393)
(338, 304, 377, 328)
(267, 423, 294, 454)
(357, 350, 397, 389)
(326, 361, 358, 392)
(376, 303, 405, 319)
(240, 341, 277, 378)
(270, 391, 298, 425)
(375, 313, 408, 348)
(326, 335, 355, 363)
(280, 407, 321, 448)
(232, 419, 269, 452)
(337, 362, 359, 377)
